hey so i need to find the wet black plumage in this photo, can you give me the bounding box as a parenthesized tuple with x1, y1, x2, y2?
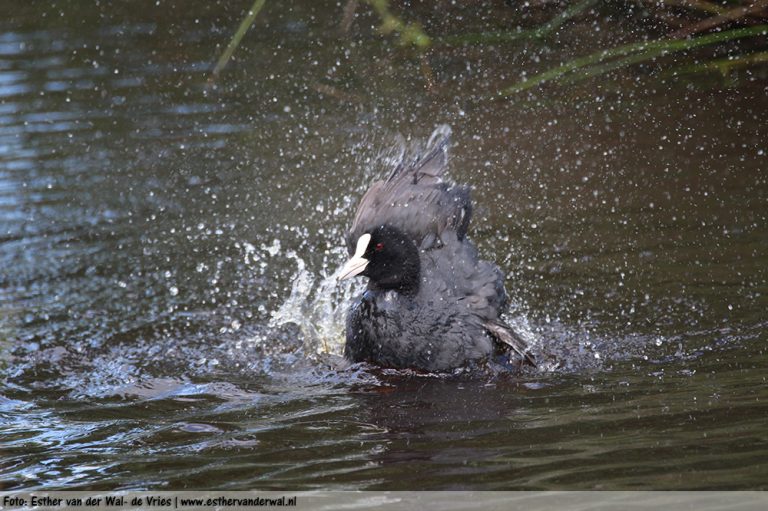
(339, 129, 536, 372)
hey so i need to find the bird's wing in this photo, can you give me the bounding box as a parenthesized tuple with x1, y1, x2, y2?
(431, 237, 508, 317)
(422, 237, 535, 367)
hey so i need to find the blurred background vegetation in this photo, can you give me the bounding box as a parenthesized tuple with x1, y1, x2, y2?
(214, 0, 768, 100)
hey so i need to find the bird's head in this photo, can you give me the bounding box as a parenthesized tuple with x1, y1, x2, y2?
(337, 225, 420, 294)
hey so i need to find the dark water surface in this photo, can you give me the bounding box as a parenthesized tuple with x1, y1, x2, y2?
(1, 1, 767, 491)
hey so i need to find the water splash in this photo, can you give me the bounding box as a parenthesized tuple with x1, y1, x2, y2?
(269, 247, 363, 357)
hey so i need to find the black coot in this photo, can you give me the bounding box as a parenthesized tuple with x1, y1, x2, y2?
(338, 129, 536, 372)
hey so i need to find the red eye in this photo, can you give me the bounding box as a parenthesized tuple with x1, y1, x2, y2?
(374, 243, 384, 251)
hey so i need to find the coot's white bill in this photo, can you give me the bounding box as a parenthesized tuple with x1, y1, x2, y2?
(338, 233, 371, 281)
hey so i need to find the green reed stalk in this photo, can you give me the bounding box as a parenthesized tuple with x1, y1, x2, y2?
(211, 0, 267, 78)
(500, 24, 768, 95)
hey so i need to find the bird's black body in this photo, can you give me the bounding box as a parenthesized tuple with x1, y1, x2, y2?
(340, 129, 535, 372)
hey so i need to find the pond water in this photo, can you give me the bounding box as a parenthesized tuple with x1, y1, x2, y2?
(1, 0, 767, 491)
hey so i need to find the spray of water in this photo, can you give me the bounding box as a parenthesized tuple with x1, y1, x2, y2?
(269, 247, 364, 357)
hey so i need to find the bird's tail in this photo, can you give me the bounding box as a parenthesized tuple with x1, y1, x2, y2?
(485, 320, 537, 367)
(386, 125, 452, 185)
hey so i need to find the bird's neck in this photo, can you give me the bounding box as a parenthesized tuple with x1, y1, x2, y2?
(371, 255, 420, 296)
